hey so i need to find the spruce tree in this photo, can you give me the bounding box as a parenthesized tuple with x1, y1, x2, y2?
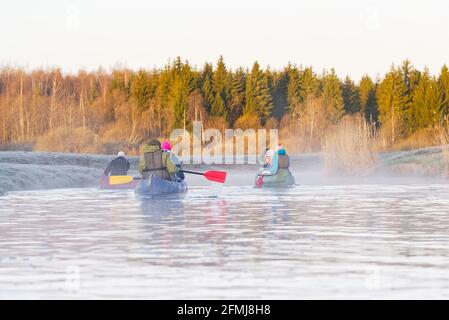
(322, 68, 345, 122)
(229, 67, 246, 126)
(301, 67, 320, 100)
(342, 75, 360, 114)
(244, 62, 273, 124)
(170, 62, 194, 129)
(131, 70, 152, 111)
(287, 65, 302, 118)
(438, 65, 449, 121)
(426, 77, 443, 127)
(157, 65, 176, 112)
(271, 69, 289, 120)
(200, 63, 214, 113)
(359, 75, 378, 123)
(411, 70, 442, 129)
(376, 68, 407, 144)
(400, 60, 421, 131)
(210, 56, 229, 119)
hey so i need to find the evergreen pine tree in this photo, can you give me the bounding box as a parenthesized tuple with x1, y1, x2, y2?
(287, 65, 302, 118)
(411, 70, 442, 129)
(438, 65, 449, 121)
(200, 63, 214, 113)
(359, 75, 378, 123)
(271, 69, 289, 120)
(376, 68, 408, 144)
(426, 77, 443, 127)
(244, 62, 273, 124)
(170, 62, 194, 129)
(228, 67, 246, 126)
(342, 75, 360, 114)
(400, 60, 421, 131)
(131, 70, 152, 111)
(322, 68, 345, 122)
(300, 67, 320, 101)
(210, 56, 229, 119)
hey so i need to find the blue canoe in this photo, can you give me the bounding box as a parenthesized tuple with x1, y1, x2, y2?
(135, 175, 188, 196)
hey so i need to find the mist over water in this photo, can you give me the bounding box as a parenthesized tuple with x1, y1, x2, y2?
(1, 151, 449, 298)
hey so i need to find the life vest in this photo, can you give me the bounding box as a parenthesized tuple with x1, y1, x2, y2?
(278, 154, 290, 169)
(143, 150, 171, 180)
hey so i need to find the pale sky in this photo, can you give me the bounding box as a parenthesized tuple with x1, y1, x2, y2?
(1, 0, 448, 81)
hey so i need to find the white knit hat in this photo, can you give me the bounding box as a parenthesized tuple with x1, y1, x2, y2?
(117, 151, 125, 157)
(265, 149, 275, 158)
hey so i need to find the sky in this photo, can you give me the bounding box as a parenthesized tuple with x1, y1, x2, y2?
(1, 0, 448, 81)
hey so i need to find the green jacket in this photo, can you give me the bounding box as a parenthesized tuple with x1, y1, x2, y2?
(138, 144, 178, 175)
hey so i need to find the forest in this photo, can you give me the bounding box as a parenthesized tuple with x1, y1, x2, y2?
(1, 56, 449, 154)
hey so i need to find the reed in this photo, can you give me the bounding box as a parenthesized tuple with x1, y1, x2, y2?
(322, 115, 378, 175)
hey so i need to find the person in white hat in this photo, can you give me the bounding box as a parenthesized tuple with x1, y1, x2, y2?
(260, 148, 278, 175)
(104, 151, 130, 176)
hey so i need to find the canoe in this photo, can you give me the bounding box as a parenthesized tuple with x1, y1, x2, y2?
(255, 169, 295, 188)
(135, 175, 188, 196)
(100, 174, 138, 189)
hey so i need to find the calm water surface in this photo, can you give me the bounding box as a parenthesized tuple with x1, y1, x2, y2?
(1, 184, 449, 299)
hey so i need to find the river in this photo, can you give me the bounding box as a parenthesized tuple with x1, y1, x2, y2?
(0, 151, 449, 299)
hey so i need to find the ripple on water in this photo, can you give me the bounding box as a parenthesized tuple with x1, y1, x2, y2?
(1, 184, 449, 298)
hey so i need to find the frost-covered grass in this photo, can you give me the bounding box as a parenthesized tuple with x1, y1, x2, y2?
(379, 146, 449, 177)
(0, 151, 139, 194)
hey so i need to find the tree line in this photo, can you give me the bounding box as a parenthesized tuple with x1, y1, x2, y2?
(1, 57, 448, 153)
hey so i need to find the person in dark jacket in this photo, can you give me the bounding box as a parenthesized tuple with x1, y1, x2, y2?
(104, 151, 130, 176)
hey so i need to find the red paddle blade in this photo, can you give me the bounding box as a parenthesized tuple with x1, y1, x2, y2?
(204, 170, 227, 183)
(255, 175, 264, 188)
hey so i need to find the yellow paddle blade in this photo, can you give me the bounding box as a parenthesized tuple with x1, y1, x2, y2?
(109, 175, 134, 185)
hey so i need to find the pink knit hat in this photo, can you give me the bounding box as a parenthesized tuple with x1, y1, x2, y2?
(161, 141, 172, 151)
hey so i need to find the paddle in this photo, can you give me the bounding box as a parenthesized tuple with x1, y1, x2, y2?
(255, 175, 264, 188)
(133, 170, 227, 184)
(181, 170, 227, 183)
(109, 175, 134, 185)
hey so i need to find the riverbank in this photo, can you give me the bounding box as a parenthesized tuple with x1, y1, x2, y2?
(1, 146, 448, 194)
(380, 146, 449, 177)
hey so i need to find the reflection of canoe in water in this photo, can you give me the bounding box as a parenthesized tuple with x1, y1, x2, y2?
(100, 175, 138, 189)
(255, 169, 295, 188)
(135, 175, 188, 196)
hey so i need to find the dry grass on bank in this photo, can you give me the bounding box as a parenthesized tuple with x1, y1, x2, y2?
(386, 127, 443, 151)
(322, 116, 379, 175)
(35, 127, 102, 154)
(34, 127, 151, 155)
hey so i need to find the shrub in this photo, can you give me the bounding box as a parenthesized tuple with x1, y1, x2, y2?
(206, 116, 227, 131)
(234, 113, 260, 130)
(265, 117, 279, 129)
(35, 127, 101, 154)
